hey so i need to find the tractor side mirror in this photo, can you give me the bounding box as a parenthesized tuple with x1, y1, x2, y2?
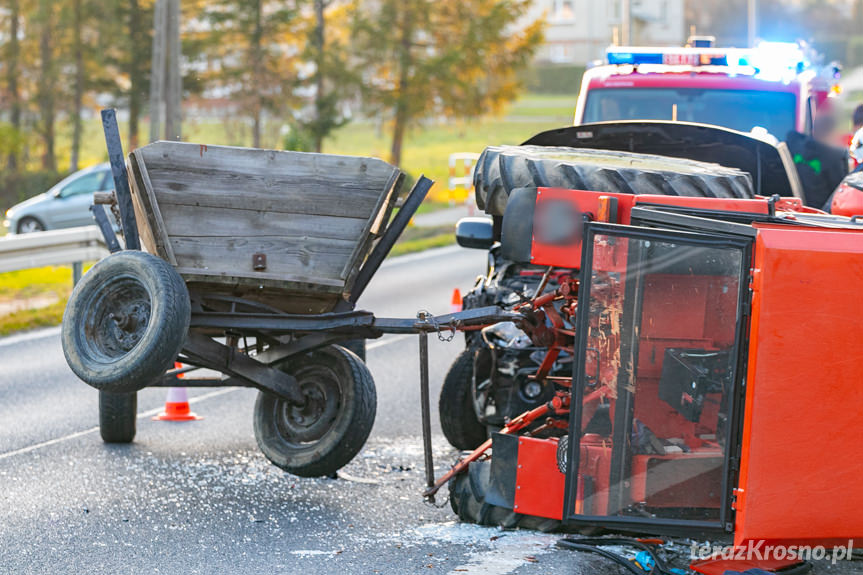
(455, 217, 494, 250)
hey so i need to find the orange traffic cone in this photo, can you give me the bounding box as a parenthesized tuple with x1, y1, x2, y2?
(152, 386, 202, 421)
(450, 288, 462, 313)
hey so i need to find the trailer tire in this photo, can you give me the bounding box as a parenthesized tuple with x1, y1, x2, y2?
(340, 339, 366, 362)
(61, 251, 190, 393)
(254, 345, 376, 478)
(449, 460, 561, 532)
(474, 146, 755, 216)
(99, 391, 137, 443)
(439, 349, 488, 450)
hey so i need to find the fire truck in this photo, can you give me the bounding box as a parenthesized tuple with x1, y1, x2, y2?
(574, 39, 839, 144)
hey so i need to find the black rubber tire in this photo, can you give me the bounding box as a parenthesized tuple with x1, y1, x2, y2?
(61, 251, 190, 393)
(439, 348, 488, 451)
(449, 460, 561, 532)
(254, 345, 377, 478)
(16, 216, 45, 234)
(474, 145, 755, 216)
(99, 391, 137, 443)
(340, 339, 367, 362)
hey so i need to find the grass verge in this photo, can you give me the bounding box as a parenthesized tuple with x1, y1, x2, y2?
(0, 265, 88, 337)
(0, 266, 77, 299)
(0, 298, 67, 337)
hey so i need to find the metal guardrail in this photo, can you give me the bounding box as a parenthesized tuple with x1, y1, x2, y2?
(0, 226, 108, 280)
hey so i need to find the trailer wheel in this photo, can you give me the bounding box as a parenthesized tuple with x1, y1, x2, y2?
(99, 391, 137, 443)
(449, 460, 561, 532)
(61, 251, 190, 393)
(439, 349, 488, 450)
(340, 339, 366, 362)
(254, 345, 376, 478)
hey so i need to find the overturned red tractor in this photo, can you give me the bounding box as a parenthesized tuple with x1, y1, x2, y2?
(433, 184, 863, 549)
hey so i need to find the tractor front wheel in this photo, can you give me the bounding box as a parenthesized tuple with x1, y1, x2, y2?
(439, 349, 488, 451)
(449, 460, 561, 532)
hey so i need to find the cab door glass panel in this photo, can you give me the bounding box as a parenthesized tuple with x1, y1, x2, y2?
(576, 233, 743, 524)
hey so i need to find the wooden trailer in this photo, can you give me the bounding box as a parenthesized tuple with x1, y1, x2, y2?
(60, 111, 448, 478)
(127, 141, 403, 314)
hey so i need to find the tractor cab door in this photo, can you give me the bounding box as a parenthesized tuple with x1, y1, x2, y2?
(563, 211, 754, 536)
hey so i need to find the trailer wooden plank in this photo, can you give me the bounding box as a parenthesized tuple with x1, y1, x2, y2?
(130, 152, 177, 264)
(161, 203, 369, 242)
(170, 235, 356, 283)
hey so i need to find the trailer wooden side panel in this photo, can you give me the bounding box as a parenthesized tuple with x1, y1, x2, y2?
(129, 141, 401, 312)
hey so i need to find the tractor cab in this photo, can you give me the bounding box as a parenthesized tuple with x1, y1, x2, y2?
(565, 206, 752, 535)
(448, 188, 863, 546)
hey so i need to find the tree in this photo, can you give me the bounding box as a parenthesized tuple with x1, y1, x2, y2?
(127, 0, 150, 149)
(4, 0, 22, 173)
(294, 0, 357, 152)
(203, 0, 301, 148)
(70, 0, 84, 171)
(352, 0, 543, 166)
(36, 0, 56, 172)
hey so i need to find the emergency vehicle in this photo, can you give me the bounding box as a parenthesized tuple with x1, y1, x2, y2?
(574, 38, 840, 143)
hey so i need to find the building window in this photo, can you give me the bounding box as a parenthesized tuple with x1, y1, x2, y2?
(553, 0, 575, 22)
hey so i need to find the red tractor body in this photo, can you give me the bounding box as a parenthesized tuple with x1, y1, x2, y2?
(458, 188, 863, 546)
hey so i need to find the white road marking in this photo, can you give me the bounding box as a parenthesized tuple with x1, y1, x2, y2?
(0, 326, 61, 348)
(367, 333, 414, 350)
(0, 387, 238, 462)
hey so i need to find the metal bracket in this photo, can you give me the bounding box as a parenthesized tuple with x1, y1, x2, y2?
(101, 109, 141, 251)
(90, 204, 122, 253)
(181, 332, 306, 405)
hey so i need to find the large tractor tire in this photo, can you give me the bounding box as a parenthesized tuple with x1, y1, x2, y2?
(439, 349, 488, 451)
(449, 460, 561, 532)
(474, 145, 756, 216)
(61, 251, 190, 393)
(254, 345, 376, 478)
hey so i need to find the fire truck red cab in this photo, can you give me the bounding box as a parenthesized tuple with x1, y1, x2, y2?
(573, 40, 838, 143)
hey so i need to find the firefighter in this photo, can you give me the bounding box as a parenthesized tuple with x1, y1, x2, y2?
(848, 104, 863, 172)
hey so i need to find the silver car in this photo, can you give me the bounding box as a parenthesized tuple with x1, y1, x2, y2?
(3, 163, 113, 234)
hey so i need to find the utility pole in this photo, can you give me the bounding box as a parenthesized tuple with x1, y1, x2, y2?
(748, 0, 758, 47)
(621, 0, 632, 45)
(165, 0, 182, 141)
(149, 0, 181, 143)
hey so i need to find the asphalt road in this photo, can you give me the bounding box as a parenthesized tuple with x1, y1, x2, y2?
(0, 246, 858, 575)
(0, 246, 601, 575)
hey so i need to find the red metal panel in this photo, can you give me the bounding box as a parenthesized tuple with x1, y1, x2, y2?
(585, 71, 803, 95)
(528, 189, 774, 269)
(513, 436, 566, 520)
(529, 188, 637, 268)
(635, 195, 772, 214)
(735, 225, 863, 546)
